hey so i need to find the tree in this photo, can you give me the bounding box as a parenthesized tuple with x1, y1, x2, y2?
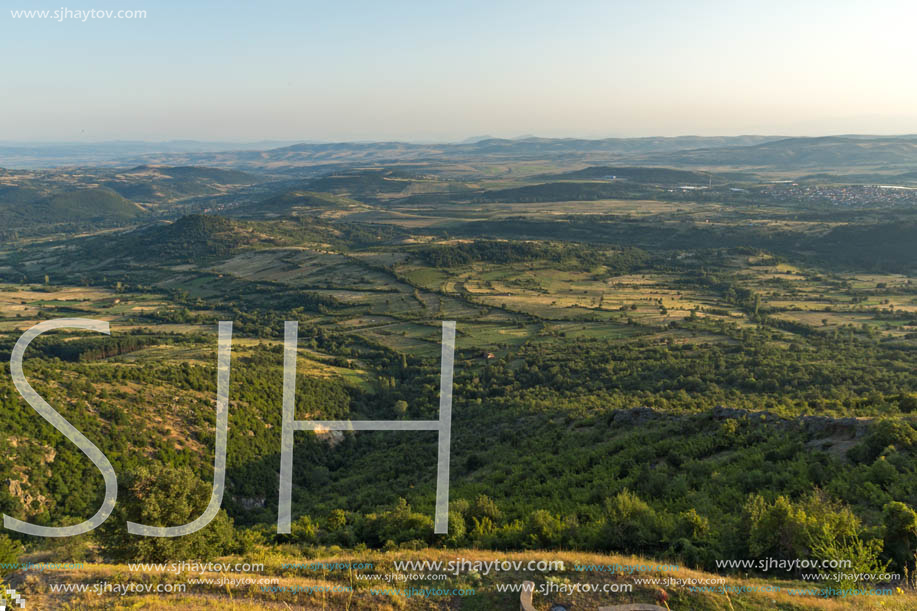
(882, 502, 917, 573)
(290, 514, 318, 545)
(523, 509, 566, 548)
(743, 491, 859, 562)
(468, 495, 501, 525)
(898, 394, 917, 414)
(99, 464, 236, 562)
(597, 489, 672, 555)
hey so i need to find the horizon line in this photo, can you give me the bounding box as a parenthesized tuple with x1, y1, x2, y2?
(3, 133, 917, 147)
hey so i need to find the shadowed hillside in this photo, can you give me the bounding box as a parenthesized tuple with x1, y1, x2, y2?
(0, 186, 143, 232)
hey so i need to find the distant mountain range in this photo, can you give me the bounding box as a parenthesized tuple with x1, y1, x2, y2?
(0, 140, 300, 169)
(0, 136, 781, 170)
(5, 135, 917, 173)
(63, 135, 917, 173)
(640, 135, 917, 170)
(153, 136, 783, 170)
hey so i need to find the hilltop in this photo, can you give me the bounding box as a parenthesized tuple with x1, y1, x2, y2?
(0, 165, 266, 237)
(102, 165, 258, 201)
(100, 215, 265, 263)
(0, 185, 143, 233)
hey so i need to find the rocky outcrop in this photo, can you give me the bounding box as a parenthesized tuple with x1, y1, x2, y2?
(8, 474, 48, 514)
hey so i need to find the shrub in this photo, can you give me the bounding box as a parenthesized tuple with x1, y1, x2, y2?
(596, 489, 673, 555)
(0, 534, 24, 576)
(811, 534, 887, 591)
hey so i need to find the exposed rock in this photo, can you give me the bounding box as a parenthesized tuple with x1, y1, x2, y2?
(42, 446, 57, 464)
(235, 496, 266, 510)
(315, 429, 345, 447)
(8, 474, 48, 514)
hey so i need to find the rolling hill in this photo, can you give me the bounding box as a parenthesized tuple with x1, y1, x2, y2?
(102, 165, 259, 202)
(642, 135, 917, 171)
(230, 189, 367, 218)
(536, 165, 716, 185)
(0, 186, 143, 234)
(0, 165, 268, 238)
(39, 187, 143, 220)
(103, 214, 262, 263)
(90, 135, 785, 170)
(7, 136, 917, 175)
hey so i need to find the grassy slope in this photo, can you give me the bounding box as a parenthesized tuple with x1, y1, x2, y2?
(12, 548, 913, 610)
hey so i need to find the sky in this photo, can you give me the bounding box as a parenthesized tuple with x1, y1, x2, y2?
(2, 0, 917, 142)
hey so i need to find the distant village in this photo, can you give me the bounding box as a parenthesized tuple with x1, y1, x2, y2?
(762, 183, 917, 207)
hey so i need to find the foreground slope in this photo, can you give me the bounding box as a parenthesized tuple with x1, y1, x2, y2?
(11, 548, 914, 610)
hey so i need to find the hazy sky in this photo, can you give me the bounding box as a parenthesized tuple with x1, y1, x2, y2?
(3, 0, 917, 142)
